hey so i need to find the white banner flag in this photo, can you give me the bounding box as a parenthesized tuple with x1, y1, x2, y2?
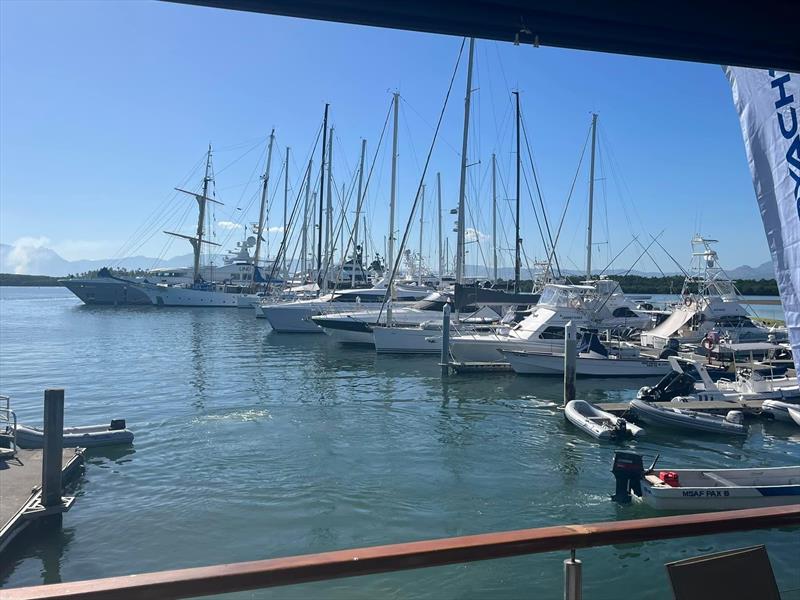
(725, 67, 800, 378)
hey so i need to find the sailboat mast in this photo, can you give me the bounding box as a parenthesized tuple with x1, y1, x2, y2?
(283, 146, 289, 278)
(353, 139, 366, 287)
(325, 129, 334, 274)
(437, 172, 443, 286)
(193, 145, 213, 282)
(418, 184, 425, 286)
(388, 92, 399, 283)
(513, 91, 521, 293)
(302, 158, 312, 278)
(586, 112, 598, 279)
(492, 152, 497, 283)
(254, 130, 275, 278)
(317, 104, 329, 283)
(455, 37, 475, 285)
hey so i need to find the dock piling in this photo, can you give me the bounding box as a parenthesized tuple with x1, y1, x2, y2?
(441, 304, 451, 378)
(563, 549, 582, 600)
(563, 321, 576, 407)
(41, 389, 65, 523)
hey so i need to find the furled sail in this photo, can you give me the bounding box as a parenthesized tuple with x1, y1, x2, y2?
(726, 67, 800, 377)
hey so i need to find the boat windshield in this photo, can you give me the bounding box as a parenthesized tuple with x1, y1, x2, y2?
(538, 286, 585, 309)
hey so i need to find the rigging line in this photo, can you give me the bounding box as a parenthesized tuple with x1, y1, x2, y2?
(329, 97, 394, 289)
(400, 102, 423, 173)
(215, 138, 267, 176)
(377, 37, 466, 322)
(400, 96, 461, 157)
(651, 236, 691, 278)
(263, 124, 324, 286)
(214, 135, 269, 152)
(519, 107, 559, 269)
(593, 231, 664, 316)
(632, 237, 667, 277)
(494, 162, 519, 274)
(520, 155, 553, 268)
(112, 153, 207, 262)
(596, 237, 640, 277)
(544, 124, 592, 279)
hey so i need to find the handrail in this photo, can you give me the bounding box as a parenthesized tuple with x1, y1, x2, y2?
(6, 504, 800, 600)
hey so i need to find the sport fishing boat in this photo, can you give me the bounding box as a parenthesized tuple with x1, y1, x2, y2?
(501, 332, 670, 377)
(640, 236, 785, 349)
(564, 400, 644, 440)
(611, 451, 800, 510)
(449, 280, 650, 365)
(638, 357, 800, 403)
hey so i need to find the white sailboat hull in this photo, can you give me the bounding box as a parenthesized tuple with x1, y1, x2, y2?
(504, 351, 670, 377)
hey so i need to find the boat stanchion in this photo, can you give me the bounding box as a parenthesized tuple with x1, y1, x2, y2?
(563, 321, 577, 407)
(41, 388, 65, 525)
(441, 304, 451, 378)
(563, 548, 582, 600)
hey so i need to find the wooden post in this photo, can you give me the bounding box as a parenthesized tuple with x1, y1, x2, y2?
(41, 389, 65, 516)
(563, 322, 576, 407)
(441, 304, 451, 377)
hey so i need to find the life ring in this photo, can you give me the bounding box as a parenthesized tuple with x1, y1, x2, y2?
(702, 336, 715, 350)
(684, 296, 693, 307)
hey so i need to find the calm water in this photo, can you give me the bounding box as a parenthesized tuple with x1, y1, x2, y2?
(0, 287, 797, 598)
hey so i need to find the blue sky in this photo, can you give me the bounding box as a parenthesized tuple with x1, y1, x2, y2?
(0, 0, 768, 274)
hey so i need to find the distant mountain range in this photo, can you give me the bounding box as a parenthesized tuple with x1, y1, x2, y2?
(0, 242, 778, 280)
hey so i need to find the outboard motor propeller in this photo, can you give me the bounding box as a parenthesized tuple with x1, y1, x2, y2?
(611, 451, 644, 503)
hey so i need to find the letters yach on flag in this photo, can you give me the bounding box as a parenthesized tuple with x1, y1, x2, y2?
(726, 67, 800, 378)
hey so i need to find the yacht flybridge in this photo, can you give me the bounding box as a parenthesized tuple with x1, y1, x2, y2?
(640, 236, 785, 348)
(448, 279, 650, 364)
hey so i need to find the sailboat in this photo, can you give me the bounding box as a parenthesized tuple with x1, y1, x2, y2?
(130, 146, 261, 307)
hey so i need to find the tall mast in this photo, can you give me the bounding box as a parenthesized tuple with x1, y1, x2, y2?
(586, 112, 598, 280)
(491, 153, 497, 282)
(254, 130, 275, 277)
(283, 146, 289, 278)
(388, 92, 399, 283)
(436, 172, 443, 286)
(353, 138, 366, 287)
(418, 184, 425, 286)
(317, 104, 329, 284)
(513, 91, 521, 293)
(196, 145, 213, 282)
(455, 37, 475, 285)
(301, 158, 312, 278)
(325, 128, 335, 273)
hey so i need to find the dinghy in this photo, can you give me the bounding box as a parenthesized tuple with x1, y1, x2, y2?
(762, 400, 800, 425)
(629, 399, 747, 436)
(564, 400, 644, 440)
(15, 419, 134, 449)
(611, 451, 800, 511)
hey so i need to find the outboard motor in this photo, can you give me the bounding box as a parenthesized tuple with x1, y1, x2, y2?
(611, 418, 629, 440)
(611, 451, 644, 503)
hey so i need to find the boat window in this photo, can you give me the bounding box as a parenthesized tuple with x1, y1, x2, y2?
(715, 315, 756, 328)
(612, 306, 639, 318)
(538, 286, 583, 309)
(540, 326, 565, 339)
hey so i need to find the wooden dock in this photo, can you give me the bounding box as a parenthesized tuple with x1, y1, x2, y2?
(0, 447, 84, 556)
(595, 399, 765, 415)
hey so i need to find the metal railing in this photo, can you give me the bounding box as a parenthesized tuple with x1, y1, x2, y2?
(5, 504, 799, 600)
(0, 394, 18, 457)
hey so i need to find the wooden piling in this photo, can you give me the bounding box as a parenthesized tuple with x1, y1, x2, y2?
(41, 389, 65, 522)
(441, 304, 451, 378)
(563, 321, 576, 407)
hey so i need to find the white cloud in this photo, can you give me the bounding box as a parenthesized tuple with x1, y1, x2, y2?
(465, 228, 490, 243)
(6, 237, 51, 274)
(217, 220, 243, 231)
